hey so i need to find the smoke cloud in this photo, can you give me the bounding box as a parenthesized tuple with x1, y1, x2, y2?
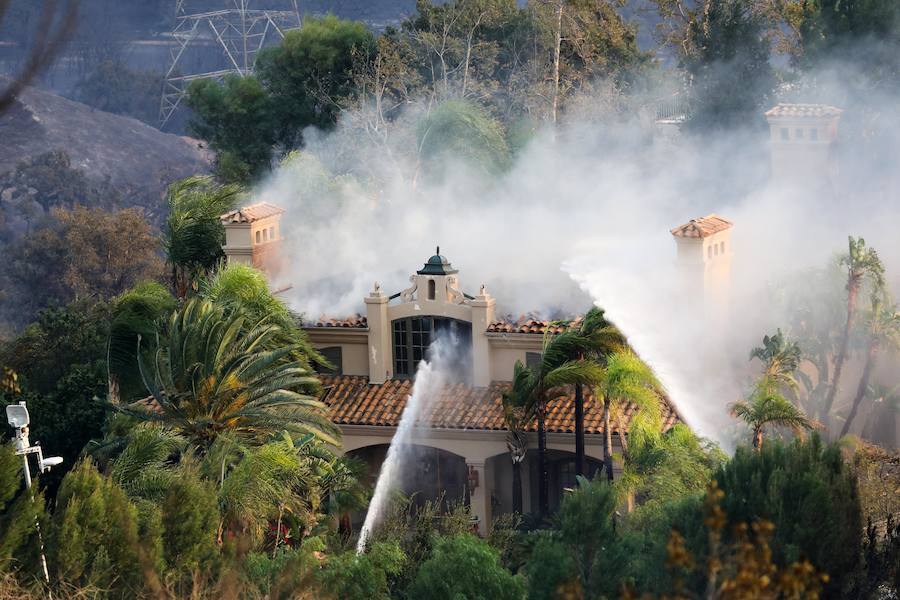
(251, 56, 900, 445)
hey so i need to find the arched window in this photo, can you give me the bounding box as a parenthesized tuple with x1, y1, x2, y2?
(720, 241, 725, 254)
(708, 246, 713, 259)
(262, 228, 268, 242)
(269, 226, 275, 240)
(427, 279, 436, 300)
(714, 244, 719, 256)
(255, 231, 261, 243)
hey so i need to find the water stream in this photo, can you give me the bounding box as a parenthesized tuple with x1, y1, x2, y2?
(356, 343, 448, 554)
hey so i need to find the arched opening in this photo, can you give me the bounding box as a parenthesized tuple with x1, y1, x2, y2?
(255, 231, 261, 243)
(347, 443, 469, 526)
(427, 279, 436, 300)
(486, 449, 604, 518)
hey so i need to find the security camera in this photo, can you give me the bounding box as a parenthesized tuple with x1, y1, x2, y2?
(5, 403, 29, 429)
(40, 457, 63, 471)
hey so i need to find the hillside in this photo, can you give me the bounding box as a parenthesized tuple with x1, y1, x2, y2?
(0, 85, 211, 196)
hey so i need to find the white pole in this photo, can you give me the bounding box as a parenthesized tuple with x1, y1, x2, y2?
(20, 449, 51, 587)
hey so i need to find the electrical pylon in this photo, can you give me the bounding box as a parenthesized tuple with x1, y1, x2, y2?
(159, 0, 301, 128)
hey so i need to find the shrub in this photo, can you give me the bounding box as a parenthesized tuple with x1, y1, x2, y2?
(49, 460, 146, 594)
(161, 476, 219, 575)
(318, 542, 405, 600)
(407, 534, 525, 600)
(715, 434, 862, 586)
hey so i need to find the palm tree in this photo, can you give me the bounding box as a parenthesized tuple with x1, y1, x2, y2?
(571, 307, 625, 477)
(163, 176, 241, 298)
(508, 336, 604, 517)
(731, 381, 813, 449)
(750, 329, 801, 397)
(839, 293, 900, 437)
(500, 389, 528, 514)
(598, 351, 662, 482)
(823, 236, 884, 422)
(119, 298, 338, 448)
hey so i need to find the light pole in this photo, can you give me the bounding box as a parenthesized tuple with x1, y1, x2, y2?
(6, 401, 62, 587)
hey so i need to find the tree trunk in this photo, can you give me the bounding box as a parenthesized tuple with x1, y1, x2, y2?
(753, 426, 763, 449)
(603, 401, 614, 482)
(574, 382, 585, 478)
(550, 0, 563, 124)
(824, 282, 859, 422)
(538, 408, 549, 517)
(512, 460, 523, 514)
(840, 343, 877, 438)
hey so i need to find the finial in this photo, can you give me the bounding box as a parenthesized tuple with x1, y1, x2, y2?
(436, 245, 440, 255)
(374, 281, 381, 291)
(480, 284, 486, 294)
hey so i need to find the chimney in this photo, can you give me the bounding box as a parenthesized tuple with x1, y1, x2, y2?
(764, 103, 842, 191)
(670, 214, 733, 323)
(220, 202, 285, 277)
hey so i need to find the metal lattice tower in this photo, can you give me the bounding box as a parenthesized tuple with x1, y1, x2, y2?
(160, 0, 301, 127)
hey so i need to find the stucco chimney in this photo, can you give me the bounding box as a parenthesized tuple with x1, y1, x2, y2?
(220, 202, 285, 277)
(764, 103, 842, 191)
(670, 214, 733, 321)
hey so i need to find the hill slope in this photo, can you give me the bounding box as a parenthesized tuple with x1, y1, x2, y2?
(0, 85, 211, 199)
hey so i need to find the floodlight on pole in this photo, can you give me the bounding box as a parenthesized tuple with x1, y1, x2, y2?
(6, 401, 58, 587)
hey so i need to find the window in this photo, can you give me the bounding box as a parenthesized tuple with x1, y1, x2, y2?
(708, 246, 713, 259)
(810, 128, 818, 141)
(714, 244, 719, 256)
(255, 231, 261, 243)
(392, 317, 472, 379)
(262, 228, 268, 242)
(393, 319, 409, 375)
(315, 347, 343, 375)
(780, 128, 789, 141)
(427, 279, 436, 300)
(796, 128, 804, 139)
(720, 241, 725, 254)
(269, 226, 275, 240)
(525, 352, 542, 370)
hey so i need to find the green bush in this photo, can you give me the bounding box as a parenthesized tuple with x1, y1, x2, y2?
(525, 535, 575, 600)
(161, 476, 219, 574)
(49, 460, 146, 594)
(716, 435, 861, 583)
(318, 541, 405, 600)
(0, 444, 47, 574)
(407, 534, 525, 600)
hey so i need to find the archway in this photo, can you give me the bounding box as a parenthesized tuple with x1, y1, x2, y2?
(348, 443, 469, 516)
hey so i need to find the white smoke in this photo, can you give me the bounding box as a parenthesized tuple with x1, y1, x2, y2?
(251, 60, 900, 445)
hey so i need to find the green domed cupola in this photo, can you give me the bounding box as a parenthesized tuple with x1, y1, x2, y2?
(417, 246, 458, 276)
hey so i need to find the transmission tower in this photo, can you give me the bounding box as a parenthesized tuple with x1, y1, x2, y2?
(160, 0, 301, 127)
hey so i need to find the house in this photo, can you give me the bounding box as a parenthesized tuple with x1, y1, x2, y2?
(300, 248, 682, 533)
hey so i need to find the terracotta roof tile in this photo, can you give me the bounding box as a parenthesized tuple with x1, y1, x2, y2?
(670, 214, 733, 239)
(220, 202, 284, 224)
(321, 375, 680, 434)
(764, 103, 842, 119)
(307, 314, 368, 328)
(487, 316, 582, 335)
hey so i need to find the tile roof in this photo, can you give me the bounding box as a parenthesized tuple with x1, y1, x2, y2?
(670, 214, 733, 239)
(321, 375, 680, 434)
(220, 202, 285, 224)
(764, 103, 842, 119)
(307, 314, 368, 328)
(487, 316, 581, 335)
